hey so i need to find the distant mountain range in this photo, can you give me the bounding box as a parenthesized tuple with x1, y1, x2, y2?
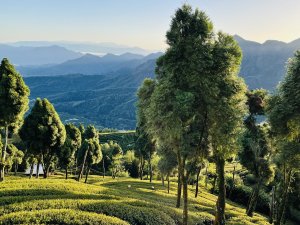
(9, 41, 152, 56)
(18, 52, 162, 76)
(235, 35, 300, 90)
(0, 44, 82, 66)
(3, 36, 300, 129)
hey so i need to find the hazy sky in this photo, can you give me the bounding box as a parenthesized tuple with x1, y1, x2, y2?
(1, 0, 300, 50)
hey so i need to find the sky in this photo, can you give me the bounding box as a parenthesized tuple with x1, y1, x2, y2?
(0, 0, 300, 51)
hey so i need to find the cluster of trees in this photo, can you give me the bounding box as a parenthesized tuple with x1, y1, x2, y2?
(0, 58, 129, 183)
(136, 5, 300, 225)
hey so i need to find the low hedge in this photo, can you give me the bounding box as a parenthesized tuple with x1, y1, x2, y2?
(0, 199, 176, 225)
(0, 209, 129, 225)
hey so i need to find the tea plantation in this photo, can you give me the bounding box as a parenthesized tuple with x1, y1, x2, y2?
(0, 175, 270, 225)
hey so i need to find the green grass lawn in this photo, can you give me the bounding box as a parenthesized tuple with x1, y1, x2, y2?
(0, 174, 270, 225)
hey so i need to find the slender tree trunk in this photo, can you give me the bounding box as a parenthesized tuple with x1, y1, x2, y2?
(85, 166, 90, 183)
(161, 174, 165, 186)
(276, 170, 292, 225)
(0, 126, 9, 182)
(195, 166, 202, 198)
(176, 161, 182, 208)
(14, 162, 17, 175)
(36, 157, 42, 178)
(65, 167, 68, 179)
(246, 178, 262, 217)
(214, 157, 226, 225)
(269, 186, 275, 224)
(182, 170, 190, 225)
(102, 158, 105, 178)
(29, 162, 34, 179)
(167, 174, 170, 194)
(43, 165, 50, 178)
(149, 151, 152, 183)
(139, 156, 144, 180)
(77, 149, 88, 181)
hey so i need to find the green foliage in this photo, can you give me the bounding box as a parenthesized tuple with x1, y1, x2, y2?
(0, 58, 30, 128)
(100, 131, 136, 153)
(78, 139, 102, 167)
(59, 123, 82, 169)
(19, 98, 66, 176)
(84, 125, 98, 140)
(0, 209, 129, 225)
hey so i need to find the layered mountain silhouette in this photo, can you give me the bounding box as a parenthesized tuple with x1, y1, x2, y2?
(7, 36, 300, 129)
(0, 44, 82, 65)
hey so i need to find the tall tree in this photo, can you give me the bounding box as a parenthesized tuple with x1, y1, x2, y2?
(109, 141, 123, 179)
(77, 125, 99, 181)
(59, 124, 82, 179)
(143, 5, 220, 224)
(0, 58, 30, 181)
(77, 139, 102, 183)
(20, 98, 66, 178)
(136, 78, 156, 182)
(240, 90, 275, 217)
(267, 51, 300, 225)
(209, 33, 247, 225)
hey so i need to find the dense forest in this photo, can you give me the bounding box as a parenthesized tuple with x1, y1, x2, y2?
(0, 4, 299, 225)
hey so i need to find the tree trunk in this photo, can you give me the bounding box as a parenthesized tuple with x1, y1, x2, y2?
(195, 166, 202, 198)
(65, 167, 68, 179)
(167, 174, 170, 194)
(246, 178, 262, 217)
(176, 164, 182, 208)
(276, 170, 292, 225)
(85, 166, 90, 183)
(214, 157, 226, 225)
(43, 165, 50, 178)
(102, 158, 105, 178)
(269, 186, 275, 224)
(161, 174, 165, 186)
(77, 149, 88, 181)
(149, 155, 152, 183)
(0, 126, 9, 182)
(29, 162, 34, 179)
(139, 156, 144, 180)
(14, 161, 18, 175)
(36, 157, 42, 178)
(182, 170, 190, 225)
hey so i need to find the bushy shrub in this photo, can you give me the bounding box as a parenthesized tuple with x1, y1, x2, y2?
(0, 209, 129, 225)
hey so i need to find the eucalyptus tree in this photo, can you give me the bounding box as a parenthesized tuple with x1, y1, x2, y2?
(267, 51, 300, 225)
(77, 139, 102, 183)
(240, 90, 275, 217)
(109, 141, 123, 179)
(136, 78, 156, 182)
(143, 5, 219, 224)
(208, 33, 247, 225)
(59, 124, 82, 179)
(6, 144, 24, 175)
(0, 58, 30, 181)
(77, 125, 99, 181)
(20, 98, 66, 178)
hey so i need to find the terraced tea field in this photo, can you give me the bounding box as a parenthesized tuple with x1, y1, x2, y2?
(0, 175, 270, 225)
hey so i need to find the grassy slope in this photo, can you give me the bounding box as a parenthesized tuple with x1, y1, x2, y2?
(0, 174, 270, 225)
